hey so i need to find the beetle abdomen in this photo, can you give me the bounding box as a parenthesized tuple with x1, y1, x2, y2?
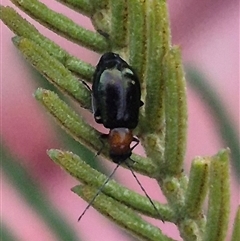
(92, 53, 142, 129)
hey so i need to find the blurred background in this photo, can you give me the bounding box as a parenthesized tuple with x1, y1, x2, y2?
(1, 0, 239, 240)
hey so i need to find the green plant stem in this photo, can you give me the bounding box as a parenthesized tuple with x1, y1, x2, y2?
(89, 0, 108, 9)
(204, 149, 230, 241)
(128, 0, 146, 87)
(13, 36, 91, 109)
(231, 206, 240, 241)
(163, 49, 181, 174)
(66, 57, 95, 80)
(11, 0, 108, 52)
(35, 88, 101, 150)
(48, 149, 174, 220)
(0, 6, 95, 80)
(56, 0, 94, 16)
(160, 174, 186, 208)
(174, 50, 188, 168)
(178, 219, 203, 241)
(144, 0, 169, 133)
(72, 185, 176, 241)
(110, 0, 127, 48)
(35, 88, 158, 177)
(1, 1, 235, 240)
(184, 157, 210, 219)
(141, 133, 165, 168)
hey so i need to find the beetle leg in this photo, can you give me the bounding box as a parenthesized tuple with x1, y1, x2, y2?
(131, 136, 140, 151)
(97, 29, 110, 39)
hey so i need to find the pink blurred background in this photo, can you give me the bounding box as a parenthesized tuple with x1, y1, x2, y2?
(1, 0, 239, 240)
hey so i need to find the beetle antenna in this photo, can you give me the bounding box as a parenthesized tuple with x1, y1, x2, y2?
(78, 162, 121, 221)
(125, 161, 164, 222)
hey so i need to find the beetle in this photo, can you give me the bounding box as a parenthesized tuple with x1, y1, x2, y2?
(92, 52, 143, 163)
(78, 52, 162, 222)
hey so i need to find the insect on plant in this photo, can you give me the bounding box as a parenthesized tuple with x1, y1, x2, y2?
(78, 52, 162, 221)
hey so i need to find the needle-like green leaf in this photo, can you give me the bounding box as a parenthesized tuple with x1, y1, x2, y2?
(11, 0, 108, 52)
(204, 149, 230, 241)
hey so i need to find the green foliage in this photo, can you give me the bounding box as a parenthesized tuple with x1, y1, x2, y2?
(231, 207, 240, 241)
(1, 1, 235, 240)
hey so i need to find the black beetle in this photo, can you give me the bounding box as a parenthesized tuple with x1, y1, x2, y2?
(78, 53, 162, 222)
(92, 52, 143, 163)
